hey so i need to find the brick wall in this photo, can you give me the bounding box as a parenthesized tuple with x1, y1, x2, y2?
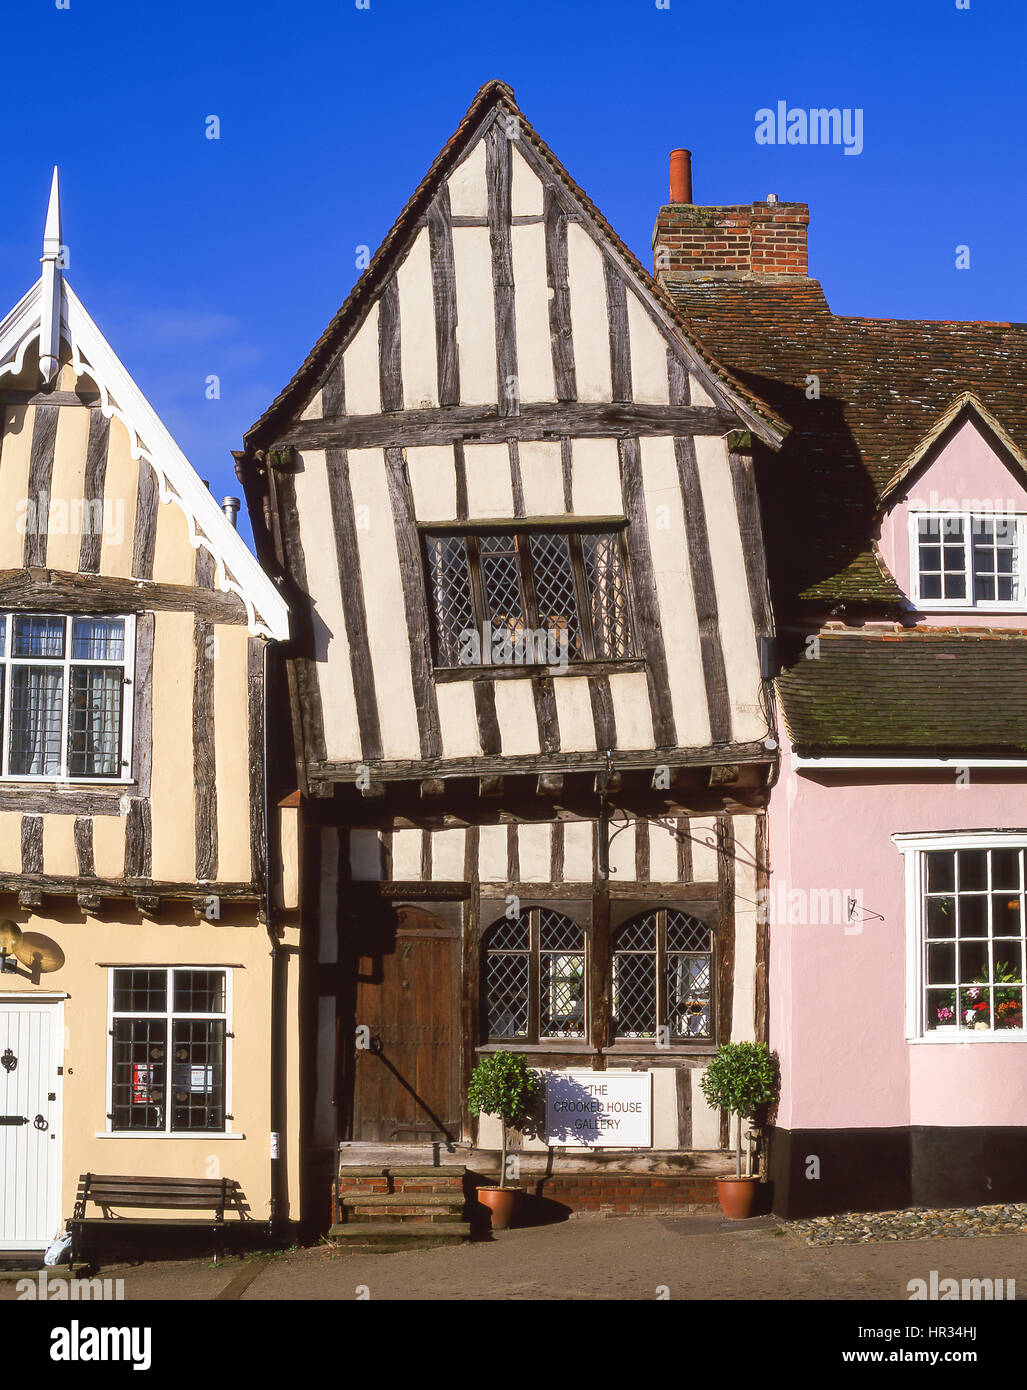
(531, 1173, 719, 1214)
(653, 202, 809, 279)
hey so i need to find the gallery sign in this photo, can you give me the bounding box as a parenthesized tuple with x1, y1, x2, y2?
(545, 1070, 652, 1147)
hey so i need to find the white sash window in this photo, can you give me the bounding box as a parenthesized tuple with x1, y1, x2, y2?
(0, 613, 134, 781)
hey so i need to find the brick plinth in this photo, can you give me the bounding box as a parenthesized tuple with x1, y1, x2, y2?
(532, 1173, 719, 1214)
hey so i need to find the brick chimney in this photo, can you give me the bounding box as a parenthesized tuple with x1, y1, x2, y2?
(653, 153, 809, 282)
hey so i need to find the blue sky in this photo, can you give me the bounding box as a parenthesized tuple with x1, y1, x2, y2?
(0, 0, 1021, 546)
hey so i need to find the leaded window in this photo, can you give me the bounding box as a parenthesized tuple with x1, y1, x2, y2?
(424, 527, 634, 668)
(919, 846, 1025, 1034)
(0, 613, 133, 780)
(484, 908, 586, 1042)
(108, 967, 230, 1132)
(611, 910, 714, 1041)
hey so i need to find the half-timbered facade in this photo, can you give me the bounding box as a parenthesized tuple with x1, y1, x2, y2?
(238, 82, 784, 1214)
(0, 173, 293, 1250)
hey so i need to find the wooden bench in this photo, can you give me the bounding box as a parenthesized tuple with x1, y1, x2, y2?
(70, 1173, 244, 1266)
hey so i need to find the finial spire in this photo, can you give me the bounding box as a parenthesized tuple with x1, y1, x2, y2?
(39, 166, 63, 383)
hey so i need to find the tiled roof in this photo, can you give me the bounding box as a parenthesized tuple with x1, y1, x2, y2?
(667, 274, 1027, 611)
(776, 628, 1027, 752)
(240, 81, 785, 459)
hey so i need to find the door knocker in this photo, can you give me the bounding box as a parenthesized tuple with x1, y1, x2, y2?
(1, 1048, 15, 1073)
(33, 1114, 48, 1131)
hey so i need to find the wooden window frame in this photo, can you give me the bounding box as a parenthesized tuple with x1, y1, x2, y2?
(482, 905, 590, 1046)
(422, 520, 636, 671)
(909, 511, 1026, 611)
(608, 907, 716, 1046)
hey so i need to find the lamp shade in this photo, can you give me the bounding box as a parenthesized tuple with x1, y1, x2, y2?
(0, 920, 22, 955)
(13, 932, 64, 974)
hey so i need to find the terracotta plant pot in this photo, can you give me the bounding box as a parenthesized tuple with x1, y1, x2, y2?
(716, 1176, 760, 1220)
(477, 1186, 519, 1231)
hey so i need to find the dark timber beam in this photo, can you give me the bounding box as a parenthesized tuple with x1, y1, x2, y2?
(280, 403, 738, 452)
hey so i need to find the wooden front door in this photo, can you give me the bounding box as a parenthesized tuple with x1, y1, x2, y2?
(350, 906, 460, 1143)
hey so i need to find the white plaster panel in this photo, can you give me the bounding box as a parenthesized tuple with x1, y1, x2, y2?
(293, 451, 362, 761)
(695, 435, 763, 740)
(562, 821, 593, 883)
(406, 445, 457, 522)
(518, 440, 564, 516)
(553, 676, 597, 753)
(343, 301, 381, 415)
(465, 442, 513, 518)
(349, 448, 421, 759)
(627, 293, 670, 405)
(447, 139, 488, 217)
(478, 824, 509, 882)
(397, 227, 439, 409)
(571, 437, 622, 516)
(518, 823, 551, 883)
(566, 223, 612, 401)
(511, 224, 556, 404)
(640, 436, 711, 745)
(607, 670, 654, 751)
(453, 226, 498, 404)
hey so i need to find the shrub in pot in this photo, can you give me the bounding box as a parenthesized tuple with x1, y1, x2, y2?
(467, 1052, 541, 1230)
(699, 1041, 778, 1219)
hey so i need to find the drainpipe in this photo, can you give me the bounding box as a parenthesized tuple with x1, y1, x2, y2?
(263, 637, 285, 1241)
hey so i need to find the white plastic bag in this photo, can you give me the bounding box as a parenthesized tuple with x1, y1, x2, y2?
(43, 1230, 72, 1266)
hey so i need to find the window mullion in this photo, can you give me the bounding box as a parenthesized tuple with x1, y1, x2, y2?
(465, 535, 488, 649)
(165, 968, 173, 1134)
(517, 532, 541, 634)
(1, 616, 10, 778)
(568, 534, 596, 661)
(528, 909, 541, 1045)
(655, 910, 668, 1038)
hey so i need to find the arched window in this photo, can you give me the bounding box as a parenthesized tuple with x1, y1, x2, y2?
(611, 909, 714, 1041)
(484, 908, 587, 1042)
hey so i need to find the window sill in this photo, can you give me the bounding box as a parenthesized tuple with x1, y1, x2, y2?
(434, 658, 645, 684)
(476, 1042, 593, 1054)
(95, 1131, 244, 1139)
(0, 779, 134, 788)
(908, 1033, 1027, 1045)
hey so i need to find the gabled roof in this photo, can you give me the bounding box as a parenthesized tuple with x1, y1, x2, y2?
(776, 627, 1027, 754)
(878, 391, 1027, 506)
(668, 274, 1027, 611)
(0, 172, 289, 640)
(241, 79, 786, 456)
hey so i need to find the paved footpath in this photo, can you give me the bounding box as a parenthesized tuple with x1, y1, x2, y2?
(5, 1216, 1025, 1301)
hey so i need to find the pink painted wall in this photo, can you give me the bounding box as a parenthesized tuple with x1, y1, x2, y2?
(768, 732, 1027, 1131)
(876, 418, 1027, 628)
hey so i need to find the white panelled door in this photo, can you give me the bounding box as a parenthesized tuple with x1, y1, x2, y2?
(0, 999, 62, 1249)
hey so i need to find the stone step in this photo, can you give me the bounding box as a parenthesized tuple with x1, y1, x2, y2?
(328, 1221, 470, 1252)
(347, 1209, 464, 1223)
(338, 1165, 467, 1180)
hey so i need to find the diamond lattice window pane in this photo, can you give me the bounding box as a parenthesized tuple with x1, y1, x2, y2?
(612, 949, 657, 1038)
(486, 952, 529, 1038)
(425, 535, 476, 666)
(486, 914, 530, 951)
(480, 536, 526, 641)
(666, 911, 711, 953)
(530, 533, 583, 658)
(667, 952, 712, 1038)
(581, 533, 633, 659)
(540, 951, 586, 1037)
(539, 910, 584, 952)
(614, 914, 657, 953)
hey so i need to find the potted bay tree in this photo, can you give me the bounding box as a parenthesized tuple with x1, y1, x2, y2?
(700, 1041, 778, 1219)
(468, 1052, 541, 1230)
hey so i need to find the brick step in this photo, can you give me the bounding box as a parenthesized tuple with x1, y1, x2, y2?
(328, 1221, 470, 1252)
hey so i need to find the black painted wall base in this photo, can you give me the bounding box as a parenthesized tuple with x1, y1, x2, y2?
(768, 1125, 1027, 1218)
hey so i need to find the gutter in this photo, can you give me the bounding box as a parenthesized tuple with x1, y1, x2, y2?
(792, 754, 1027, 770)
(262, 637, 285, 1239)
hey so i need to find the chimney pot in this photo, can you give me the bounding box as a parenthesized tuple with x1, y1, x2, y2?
(222, 496, 241, 528)
(669, 148, 692, 204)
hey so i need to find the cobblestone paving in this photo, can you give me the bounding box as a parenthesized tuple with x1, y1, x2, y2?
(789, 1204, 1027, 1246)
